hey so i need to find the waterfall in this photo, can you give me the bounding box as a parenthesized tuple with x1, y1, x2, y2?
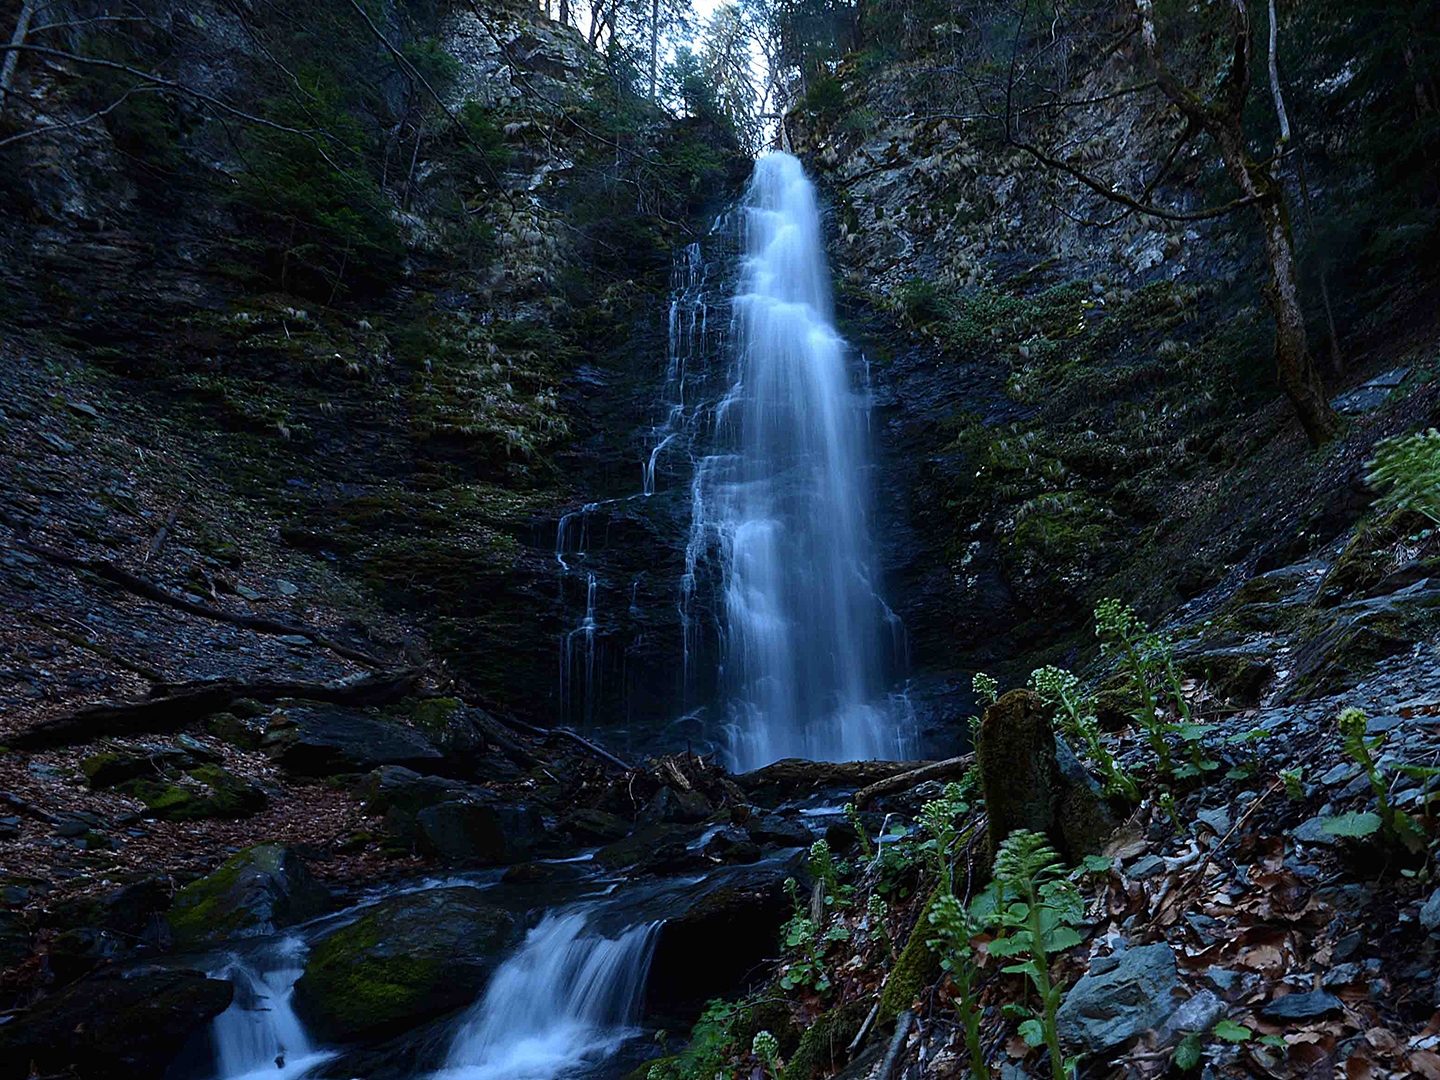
(205, 939, 332, 1080)
(693, 151, 912, 770)
(439, 911, 661, 1080)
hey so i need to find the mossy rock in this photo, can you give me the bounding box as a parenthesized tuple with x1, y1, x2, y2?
(81, 746, 189, 789)
(166, 845, 331, 948)
(877, 887, 944, 1020)
(119, 765, 265, 821)
(1319, 509, 1434, 607)
(729, 993, 803, 1059)
(292, 886, 519, 1043)
(780, 999, 874, 1080)
(205, 712, 263, 750)
(1281, 609, 1421, 702)
(1178, 648, 1276, 705)
(1092, 677, 1142, 732)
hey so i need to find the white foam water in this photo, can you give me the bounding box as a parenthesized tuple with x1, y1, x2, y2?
(207, 939, 333, 1080)
(438, 911, 661, 1080)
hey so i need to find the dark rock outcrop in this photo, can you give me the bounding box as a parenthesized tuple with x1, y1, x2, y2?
(165, 845, 331, 948)
(292, 886, 520, 1043)
(359, 765, 546, 863)
(263, 707, 445, 776)
(0, 969, 233, 1080)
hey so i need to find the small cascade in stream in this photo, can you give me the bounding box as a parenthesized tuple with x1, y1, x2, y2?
(687, 151, 912, 770)
(440, 912, 661, 1080)
(557, 504, 602, 726)
(206, 940, 332, 1080)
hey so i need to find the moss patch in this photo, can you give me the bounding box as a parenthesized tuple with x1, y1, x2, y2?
(878, 887, 944, 1019)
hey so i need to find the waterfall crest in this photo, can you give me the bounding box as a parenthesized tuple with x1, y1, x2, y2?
(440, 912, 661, 1080)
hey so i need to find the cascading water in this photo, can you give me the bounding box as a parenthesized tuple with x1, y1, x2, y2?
(439, 911, 661, 1080)
(692, 152, 912, 769)
(204, 940, 332, 1080)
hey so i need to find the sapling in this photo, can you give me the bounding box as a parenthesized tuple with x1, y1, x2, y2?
(844, 801, 874, 861)
(918, 782, 969, 891)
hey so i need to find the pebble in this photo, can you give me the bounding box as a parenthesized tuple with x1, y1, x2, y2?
(276, 580, 299, 596)
(1261, 990, 1342, 1020)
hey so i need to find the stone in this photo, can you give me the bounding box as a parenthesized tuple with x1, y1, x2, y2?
(1195, 807, 1231, 836)
(1291, 815, 1344, 847)
(1155, 990, 1224, 1044)
(1323, 963, 1362, 987)
(263, 707, 445, 776)
(1421, 888, 1440, 931)
(559, 807, 631, 843)
(165, 845, 332, 948)
(1055, 943, 1181, 1052)
(292, 886, 519, 1043)
(413, 799, 544, 863)
(0, 969, 232, 1079)
(1126, 855, 1165, 880)
(360, 766, 545, 864)
(276, 579, 299, 596)
(703, 826, 762, 863)
(1260, 990, 1342, 1020)
(81, 747, 188, 789)
(638, 786, 714, 826)
(0, 909, 30, 969)
(748, 814, 815, 848)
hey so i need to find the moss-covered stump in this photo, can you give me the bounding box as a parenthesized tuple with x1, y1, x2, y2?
(878, 886, 944, 1020)
(976, 690, 1116, 863)
(781, 999, 874, 1080)
(166, 845, 332, 948)
(292, 886, 519, 1043)
(0, 969, 233, 1080)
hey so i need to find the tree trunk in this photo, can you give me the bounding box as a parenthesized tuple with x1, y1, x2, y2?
(649, 0, 660, 99)
(0, 0, 36, 122)
(558, 0, 570, 27)
(1213, 125, 1340, 446)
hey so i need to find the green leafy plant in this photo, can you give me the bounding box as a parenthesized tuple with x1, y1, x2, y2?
(984, 831, 1084, 1080)
(1322, 707, 1430, 853)
(1094, 599, 1219, 781)
(1366, 428, 1440, 524)
(1029, 666, 1140, 802)
(1280, 767, 1306, 800)
(1174, 1019, 1284, 1070)
(971, 671, 999, 738)
(752, 1030, 781, 1078)
(919, 782, 970, 890)
(926, 892, 992, 1080)
(845, 801, 874, 861)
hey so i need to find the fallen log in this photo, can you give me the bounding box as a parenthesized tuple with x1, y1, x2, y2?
(734, 758, 929, 795)
(12, 668, 424, 749)
(853, 754, 974, 811)
(21, 541, 385, 668)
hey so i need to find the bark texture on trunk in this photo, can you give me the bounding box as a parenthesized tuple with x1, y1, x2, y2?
(1135, 0, 1341, 446)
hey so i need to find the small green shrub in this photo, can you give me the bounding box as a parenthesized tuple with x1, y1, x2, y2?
(1366, 428, 1440, 524)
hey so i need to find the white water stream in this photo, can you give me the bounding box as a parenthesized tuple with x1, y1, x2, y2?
(206, 939, 333, 1080)
(702, 152, 912, 769)
(438, 912, 661, 1080)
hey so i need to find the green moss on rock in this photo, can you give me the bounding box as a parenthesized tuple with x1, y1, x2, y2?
(292, 886, 518, 1042)
(780, 999, 873, 1080)
(167, 845, 330, 948)
(878, 887, 944, 1020)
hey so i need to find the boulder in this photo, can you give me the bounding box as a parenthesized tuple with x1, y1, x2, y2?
(292, 886, 520, 1043)
(119, 766, 266, 822)
(638, 786, 713, 825)
(648, 860, 799, 1012)
(360, 766, 545, 864)
(559, 807, 632, 843)
(747, 814, 814, 848)
(0, 969, 233, 1080)
(166, 845, 332, 948)
(263, 707, 445, 776)
(1055, 944, 1181, 1051)
(81, 745, 191, 789)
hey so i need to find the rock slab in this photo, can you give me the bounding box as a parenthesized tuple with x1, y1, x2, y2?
(1055, 944, 1181, 1051)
